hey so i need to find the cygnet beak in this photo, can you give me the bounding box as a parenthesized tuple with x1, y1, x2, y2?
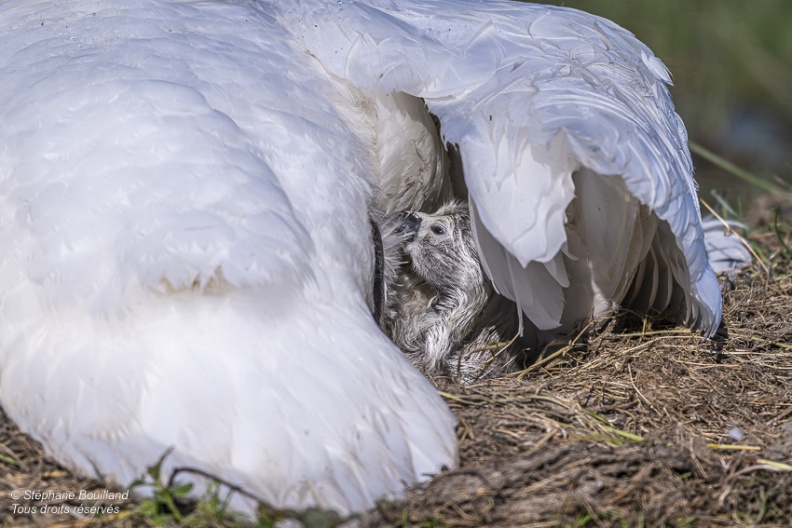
(393, 211, 422, 241)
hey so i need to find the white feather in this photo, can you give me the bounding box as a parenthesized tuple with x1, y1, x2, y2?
(0, 0, 457, 516)
(701, 216, 753, 274)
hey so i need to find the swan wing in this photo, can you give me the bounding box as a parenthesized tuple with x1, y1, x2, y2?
(283, 0, 722, 337)
(0, 0, 456, 514)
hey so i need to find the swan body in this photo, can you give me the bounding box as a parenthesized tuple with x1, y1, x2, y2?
(0, 0, 457, 515)
(0, 0, 726, 516)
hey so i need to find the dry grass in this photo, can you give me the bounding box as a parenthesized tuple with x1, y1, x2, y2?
(1, 230, 791, 527)
(365, 230, 792, 527)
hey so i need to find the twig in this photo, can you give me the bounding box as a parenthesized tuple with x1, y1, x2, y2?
(729, 332, 792, 351)
(707, 444, 761, 451)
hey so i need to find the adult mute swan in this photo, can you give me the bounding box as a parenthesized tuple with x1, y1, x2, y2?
(0, 0, 730, 517)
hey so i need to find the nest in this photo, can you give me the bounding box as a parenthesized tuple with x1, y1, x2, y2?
(366, 230, 792, 527)
(1, 231, 791, 527)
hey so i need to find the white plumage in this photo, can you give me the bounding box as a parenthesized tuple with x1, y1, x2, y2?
(0, 0, 730, 517)
(702, 217, 753, 274)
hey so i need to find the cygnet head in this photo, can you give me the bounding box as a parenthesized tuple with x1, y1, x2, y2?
(396, 201, 485, 294)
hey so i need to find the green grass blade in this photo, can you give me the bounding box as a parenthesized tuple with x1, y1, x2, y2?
(690, 142, 792, 199)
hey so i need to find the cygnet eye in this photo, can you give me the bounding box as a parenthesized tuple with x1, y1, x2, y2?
(430, 225, 446, 236)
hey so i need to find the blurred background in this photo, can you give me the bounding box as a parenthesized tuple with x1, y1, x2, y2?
(533, 0, 792, 217)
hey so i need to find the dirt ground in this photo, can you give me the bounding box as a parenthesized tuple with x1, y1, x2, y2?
(1, 229, 790, 527)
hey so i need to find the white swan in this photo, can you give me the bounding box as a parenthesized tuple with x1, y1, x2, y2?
(0, 0, 727, 516)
